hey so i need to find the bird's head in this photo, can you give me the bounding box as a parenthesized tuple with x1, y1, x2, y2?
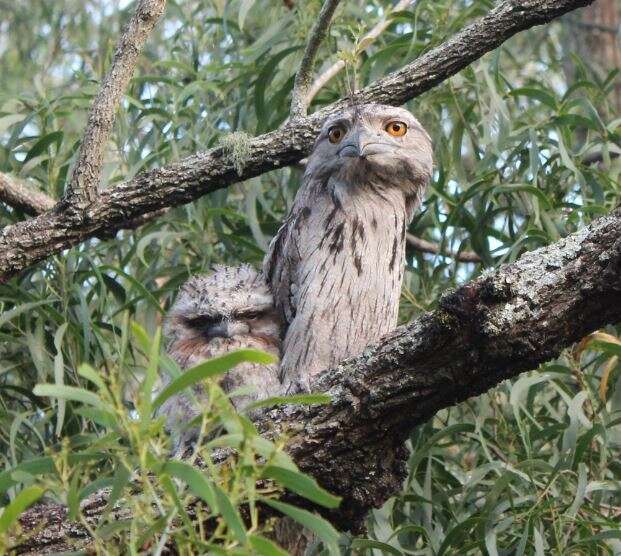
(166, 264, 280, 345)
(306, 103, 433, 195)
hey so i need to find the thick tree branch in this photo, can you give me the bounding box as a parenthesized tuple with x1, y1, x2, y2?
(61, 0, 166, 209)
(0, 173, 55, 216)
(305, 0, 415, 106)
(13, 207, 621, 553)
(406, 232, 482, 262)
(0, 0, 594, 280)
(290, 0, 342, 118)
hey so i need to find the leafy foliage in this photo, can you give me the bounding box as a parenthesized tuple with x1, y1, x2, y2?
(0, 0, 619, 553)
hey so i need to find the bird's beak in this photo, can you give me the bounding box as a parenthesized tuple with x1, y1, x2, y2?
(207, 322, 230, 338)
(338, 129, 391, 159)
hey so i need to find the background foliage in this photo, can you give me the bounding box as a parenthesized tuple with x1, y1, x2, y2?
(0, 0, 620, 553)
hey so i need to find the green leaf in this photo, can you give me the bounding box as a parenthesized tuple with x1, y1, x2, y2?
(24, 130, 63, 162)
(262, 498, 340, 555)
(0, 454, 106, 493)
(0, 300, 50, 329)
(52, 323, 68, 436)
(104, 464, 132, 515)
(213, 484, 247, 544)
(351, 539, 402, 555)
(238, 0, 255, 30)
(262, 466, 341, 509)
(152, 349, 277, 410)
(509, 87, 556, 109)
(33, 384, 109, 412)
(248, 534, 289, 556)
(0, 486, 45, 534)
(159, 461, 216, 509)
(77, 364, 107, 392)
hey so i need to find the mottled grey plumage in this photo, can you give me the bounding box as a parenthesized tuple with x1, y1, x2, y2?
(264, 103, 432, 391)
(157, 264, 282, 452)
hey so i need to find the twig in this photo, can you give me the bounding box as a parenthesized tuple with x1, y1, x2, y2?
(62, 0, 167, 209)
(305, 0, 414, 107)
(290, 0, 342, 118)
(0, 0, 595, 281)
(0, 173, 55, 216)
(406, 233, 481, 262)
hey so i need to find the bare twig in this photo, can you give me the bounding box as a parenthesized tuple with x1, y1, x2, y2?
(305, 0, 414, 107)
(62, 0, 167, 209)
(0, 173, 55, 216)
(0, 0, 595, 281)
(406, 233, 481, 262)
(290, 0, 342, 118)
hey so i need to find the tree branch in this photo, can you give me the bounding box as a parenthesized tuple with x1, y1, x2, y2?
(0, 173, 55, 216)
(61, 0, 166, 209)
(406, 232, 481, 262)
(305, 0, 415, 107)
(0, 0, 595, 281)
(290, 0, 342, 119)
(13, 207, 621, 553)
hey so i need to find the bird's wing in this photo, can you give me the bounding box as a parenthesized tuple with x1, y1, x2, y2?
(263, 208, 304, 329)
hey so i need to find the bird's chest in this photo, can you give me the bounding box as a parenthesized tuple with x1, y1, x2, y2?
(297, 189, 407, 278)
(293, 189, 407, 324)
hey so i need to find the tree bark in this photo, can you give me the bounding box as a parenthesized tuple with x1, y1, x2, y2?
(13, 207, 621, 554)
(0, 0, 595, 282)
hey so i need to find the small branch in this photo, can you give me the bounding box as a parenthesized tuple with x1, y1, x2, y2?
(0, 173, 55, 216)
(62, 0, 166, 209)
(290, 0, 342, 118)
(305, 0, 414, 107)
(406, 233, 482, 262)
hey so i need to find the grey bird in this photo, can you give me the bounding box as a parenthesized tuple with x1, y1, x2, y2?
(157, 264, 282, 452)
(264, 103, 433, 392)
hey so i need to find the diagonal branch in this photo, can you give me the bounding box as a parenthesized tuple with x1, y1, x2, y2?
(406, 232, 481, 262)
(13, 207, 621, 553)
(0, 0, 595, 281)
(0, 173, 55, 216)
(61, 0, 166, 210)
(290, 0, 342, 119)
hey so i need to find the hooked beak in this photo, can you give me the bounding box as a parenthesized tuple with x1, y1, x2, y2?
(338, 131, 392, 159)
(207, 320, 250, 339)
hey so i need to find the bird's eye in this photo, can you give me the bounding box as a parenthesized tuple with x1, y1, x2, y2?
(328, 125, 345, 144)
(385, 121, 407, 137)
(241, 310, 262, 320)
(186, 315, 221, 329)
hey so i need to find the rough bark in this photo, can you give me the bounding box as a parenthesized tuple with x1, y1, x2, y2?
(14, 207, 621, 554)
(289, 0, 342, 118)
(0, 0, 595, 282)
(62, 0, 166, 209)
(0, 173, 55, 216)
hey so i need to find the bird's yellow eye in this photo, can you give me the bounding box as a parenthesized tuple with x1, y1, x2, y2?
(328, 126, 345, 144)
(385, 121, 407, 137)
